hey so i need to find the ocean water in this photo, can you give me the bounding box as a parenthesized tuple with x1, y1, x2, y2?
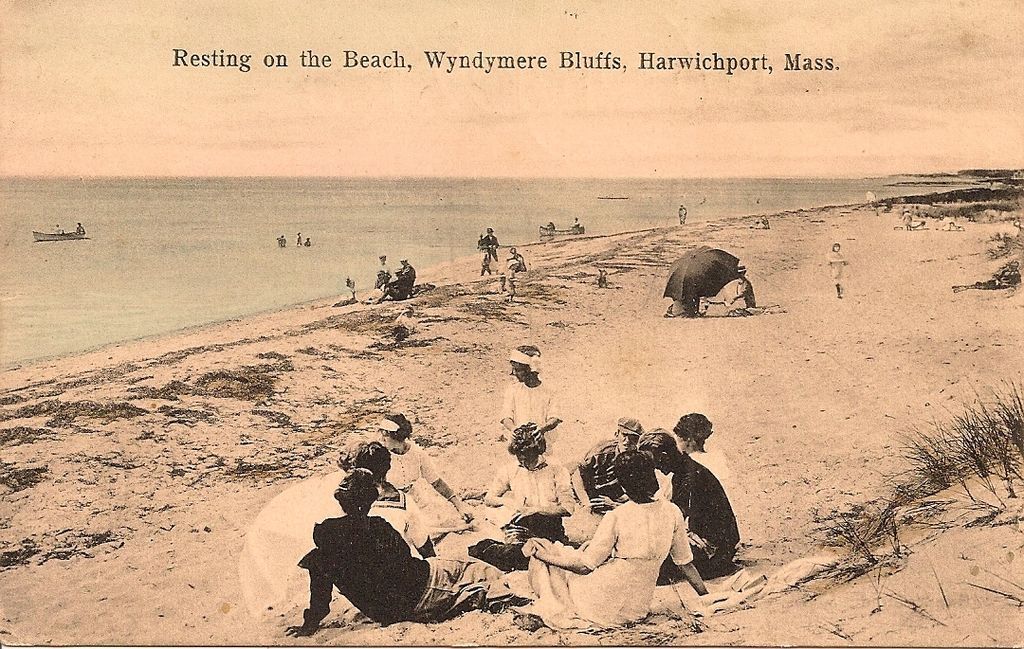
(0, 176, 953, 366)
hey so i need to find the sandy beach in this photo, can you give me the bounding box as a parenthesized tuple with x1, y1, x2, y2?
(1, 196, 1022, 646)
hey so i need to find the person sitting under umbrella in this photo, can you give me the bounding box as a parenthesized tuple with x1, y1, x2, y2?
(707, 266, 756, 315)
(663, 247, 744, 318)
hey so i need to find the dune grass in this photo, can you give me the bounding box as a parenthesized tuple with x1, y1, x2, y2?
(815, 382, 1023, 581)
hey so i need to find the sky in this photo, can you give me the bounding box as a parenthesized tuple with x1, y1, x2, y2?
(1, 0, 1022, 178)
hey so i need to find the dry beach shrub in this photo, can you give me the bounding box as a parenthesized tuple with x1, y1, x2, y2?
(814, 383, 1024, 581)
(903, 382, 1023, 500)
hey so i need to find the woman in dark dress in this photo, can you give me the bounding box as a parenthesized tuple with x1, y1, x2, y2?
(637, 431, 741, 582)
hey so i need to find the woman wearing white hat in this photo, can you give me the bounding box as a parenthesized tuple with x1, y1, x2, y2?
(378, 413, 474, 528)
(500, 346, 562, 459)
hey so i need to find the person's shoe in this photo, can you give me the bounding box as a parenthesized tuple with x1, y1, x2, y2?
(512, 611, 546, 631)
(488, 595, 533, 614)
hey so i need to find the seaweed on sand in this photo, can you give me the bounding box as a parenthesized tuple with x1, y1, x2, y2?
(0, 539, 39, 569)
(43, 401, 149, 428)
(0, 461, 48, 493)
(0, 426, 56, 448)
(127, 380, 191, 401)
(191, 364, 284, 401)
(251, 408, 293, 428)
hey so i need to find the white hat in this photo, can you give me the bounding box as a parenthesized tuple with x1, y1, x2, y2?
(509, 349, 541, 371)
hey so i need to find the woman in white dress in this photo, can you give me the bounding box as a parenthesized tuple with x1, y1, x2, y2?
(520, 451, 707, 630)
(377, 413, 473, 530)
(500, 346, 563, 459)
(469, 424, 575, 572)
(828, 243, 848, 299)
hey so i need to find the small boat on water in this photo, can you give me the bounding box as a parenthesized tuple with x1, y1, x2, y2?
(597, 196, 629, 200)
(539, 223, 586, 238)
(33, 231, 88, 242)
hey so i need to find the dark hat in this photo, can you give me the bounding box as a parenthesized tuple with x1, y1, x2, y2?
(617, 417, 644, 436)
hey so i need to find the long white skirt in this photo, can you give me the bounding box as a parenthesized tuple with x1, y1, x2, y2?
(237, 472, 345, 619)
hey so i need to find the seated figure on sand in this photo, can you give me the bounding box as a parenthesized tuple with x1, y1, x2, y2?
(941, 216, 965, 231)
(353, 442, 436, 559)
(286, 469, 523, 636)
(952, 260, 1021, 293)
(378, 259, 416, 303)
(637, 429, 740, 580)
(571, 417, 644, 518)
(501, 346, 562, 456)
(517, 451, 708, 631)
(750, 216, 771, 229)
(237, 434, 367, 618)
(377, 414, 474, 528)
(469, 424, 574, 572)
(672, 413, 733, 486)
(707, 266, 757, 316)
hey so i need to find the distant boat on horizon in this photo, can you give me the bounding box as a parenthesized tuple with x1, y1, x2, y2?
(597, 196, 629, 200)
(33, 230, 88, 242)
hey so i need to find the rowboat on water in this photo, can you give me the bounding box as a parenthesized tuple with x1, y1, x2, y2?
(33, 231, 88, 242)
(539, 223, 585, 238)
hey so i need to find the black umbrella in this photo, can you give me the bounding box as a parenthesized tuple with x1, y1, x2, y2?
(663, 247, 742, 301)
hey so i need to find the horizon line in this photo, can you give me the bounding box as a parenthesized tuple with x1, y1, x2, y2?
(0, 170, 1011, 182)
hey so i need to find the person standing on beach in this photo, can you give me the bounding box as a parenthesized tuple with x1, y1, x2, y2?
(296, 232, 302, 247)
(678, 205, 687, 224)
(503, 248, 527, 302)
(828, 243, 848, 299)
(482, 228, 500, 262)
(501, 346, 562, 454)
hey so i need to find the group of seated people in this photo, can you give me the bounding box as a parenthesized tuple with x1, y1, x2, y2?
(372, 256, 418, 303)
(286, 397, 741, 635)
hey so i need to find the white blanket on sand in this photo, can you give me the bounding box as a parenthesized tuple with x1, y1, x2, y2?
(652, 554, 839, 621)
